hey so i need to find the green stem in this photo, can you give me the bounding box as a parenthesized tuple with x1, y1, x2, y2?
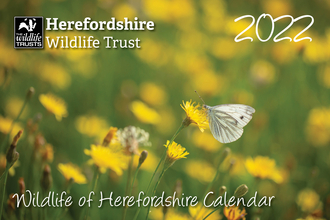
(203, 207, 221, 220)
(194, 148, 229, 219)
(147, 123, 184, 196)
(54, 180, 73, 220)
(0, 98, 28, 152)
(129, 163, 141, 198)
(83, 167, 99, 220)
(132, 123, 185, 220)
(0, 167, 9, 219)
(0, 69, 9, 90)
(145, 168, 166, 220)
(122, 154, 134, 220)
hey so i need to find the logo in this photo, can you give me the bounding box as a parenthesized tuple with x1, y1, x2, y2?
(14, 16, 44, 49)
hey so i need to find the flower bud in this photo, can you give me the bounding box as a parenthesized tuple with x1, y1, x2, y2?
(217, 147, 230, 169)
(234, 184, 249, 198)
(18, 177, 25, 196)
(26, 87, 35, 100)
(139, 150, 148, 165)
(102, 127, 118, 146)
(229, 158, 236, 171)
(219, 186, 227, 196)
(220, 148, 230, 161)
(6, 130, 22, 166)
(7, 193, 16, 213)
(41, 164, 52, 191)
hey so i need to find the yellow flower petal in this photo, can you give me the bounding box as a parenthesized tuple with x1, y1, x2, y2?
(39, 93, 68, 121)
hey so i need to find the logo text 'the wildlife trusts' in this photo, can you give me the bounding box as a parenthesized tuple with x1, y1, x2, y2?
(14, 16, 44, 49)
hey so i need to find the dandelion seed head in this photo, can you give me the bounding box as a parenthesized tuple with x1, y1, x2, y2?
(117, 126, 151, 155)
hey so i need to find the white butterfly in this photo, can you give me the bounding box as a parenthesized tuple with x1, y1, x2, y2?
(203, 104, 255, 143)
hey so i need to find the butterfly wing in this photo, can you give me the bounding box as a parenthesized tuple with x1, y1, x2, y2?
(208, 104, 255, 143)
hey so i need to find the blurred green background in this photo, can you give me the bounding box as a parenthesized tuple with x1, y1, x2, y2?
(1, 0, 330, 219)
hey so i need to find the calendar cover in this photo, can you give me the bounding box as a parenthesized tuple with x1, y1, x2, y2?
(0, 0, 329, 219)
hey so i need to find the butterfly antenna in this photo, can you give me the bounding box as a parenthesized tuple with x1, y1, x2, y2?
(195, 90, 205, 104)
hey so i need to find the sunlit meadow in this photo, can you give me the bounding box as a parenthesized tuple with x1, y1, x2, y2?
(1, 0, 330, 219)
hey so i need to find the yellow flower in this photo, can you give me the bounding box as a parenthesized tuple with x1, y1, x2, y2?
(297, 189, 321, 213)
(155, 108, 176, 135)
(58, 163, 87, 184)
(84, 144, 128, 175)
(245, 156, 283, 183)
(135, 39, 171, 67)
(5, 97, 29, 119)
(0, 154, 19, 176)
(318, 65, 330, 89)
(262, 0, 291, 18)
(143, 0, 195, 23)
(250, 60, 276, 86)
(165, 140, 189, 166)
(223, 206, 247, 220)
(130, 100, 161, 124)
(272, 42, 297, 64)
(38, 62, 71, 89)
(140, 82, 168, 106)
(112, 3, 137, 20)
(192, 130, 221, 152)
(185, 160, 215, 183)
(39, 93, 68, 121)
(306, 107, 330, 146)
(0, 116, 23, 139)
(181, 100, 208, 132)
(75, 115, 109, 137)
(233, 90, 254, 106)
(221, 154, 247, 177)
(192, 71, 226, 96)
(201, 0, 226, 33)
(189, 203, 222, 220)
(211, 37, 244, 60)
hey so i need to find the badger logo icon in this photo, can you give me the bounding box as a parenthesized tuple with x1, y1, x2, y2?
(14, 16, 43, 49)
(18, 18, 37, 32)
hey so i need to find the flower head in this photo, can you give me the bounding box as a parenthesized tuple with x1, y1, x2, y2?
(58, 163, 87, 184)
(39, 93, 68, 121)
(84, 144, 128, 175)
(306, 107, 330, 146)
(117, 126, 150, 155)
(130, 100, 161, 124)
(185, 160, 215, 183)
(297, 188, 321, 213)
(181, 100, 208, 132)
(75, 115, 109, 137)
(245, 156, 283, 183)
(223, 206, 247, 220)
(164, 140, 189, 167)
(0, 116, 23, 139)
